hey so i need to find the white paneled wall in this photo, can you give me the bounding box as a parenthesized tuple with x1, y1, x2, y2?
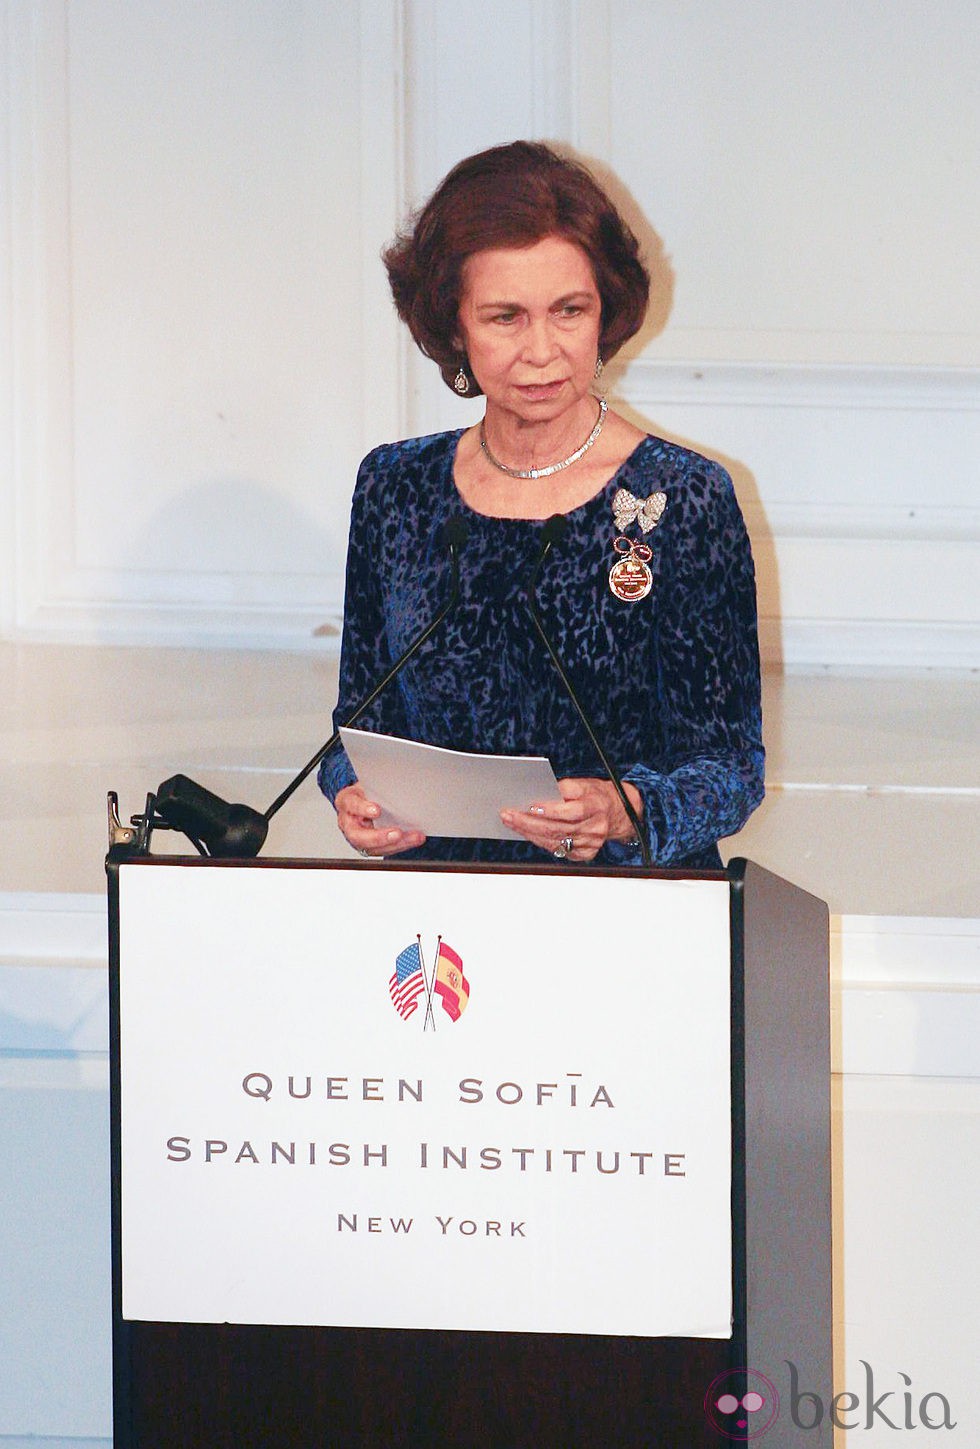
(2, 0, 977, 663)
(616, 362, 979, 666)
(605, 0, 980, 367)
(3, 0, 406, 646)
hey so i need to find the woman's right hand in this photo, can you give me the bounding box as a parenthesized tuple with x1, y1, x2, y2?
(335, 783, 426, 858)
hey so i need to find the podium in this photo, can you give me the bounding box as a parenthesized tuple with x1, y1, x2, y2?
(107, 854, 831, 1448)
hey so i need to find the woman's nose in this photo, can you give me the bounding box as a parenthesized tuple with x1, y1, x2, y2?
(521, 318, 558, 366)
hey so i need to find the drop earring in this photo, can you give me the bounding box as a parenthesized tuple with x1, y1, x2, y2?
(594, 354, 604, 380)
(453, 365, 470, 395)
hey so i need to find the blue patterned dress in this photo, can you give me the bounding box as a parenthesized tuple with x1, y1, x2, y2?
(318, 429, 764, 868)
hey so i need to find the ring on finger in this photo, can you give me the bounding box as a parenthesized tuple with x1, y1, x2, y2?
(553, 835, 575, 860)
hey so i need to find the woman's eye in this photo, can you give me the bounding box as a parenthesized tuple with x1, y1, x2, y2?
(493, 311, 519, 325)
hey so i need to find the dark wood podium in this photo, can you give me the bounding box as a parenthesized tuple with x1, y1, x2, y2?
(106, 854, 831, 1448)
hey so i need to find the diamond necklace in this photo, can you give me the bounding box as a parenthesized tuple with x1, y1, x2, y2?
(479, 398, 607, 481)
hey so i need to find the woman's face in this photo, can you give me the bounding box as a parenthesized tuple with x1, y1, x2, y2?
(456, 234, 602, 425)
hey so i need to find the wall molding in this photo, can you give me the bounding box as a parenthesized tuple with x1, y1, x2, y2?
(568, 0, 612, 157)
(7, 598, 342, 649)
(613, 357, 979, 669)
(0, 1438, 110, 1449)
(0, 893, 108, 1054)
(359, 0, 408, 449)
(765, 619, 980, 673)
(4, 2, 70, 637)
(0, 892, 107, 970)
(744, 502, 978, 545)
(831, 915, 980, 1079)
(0, 2, 16, 634)
(528, 0, 576, 139)
(619, 359, 980, 412)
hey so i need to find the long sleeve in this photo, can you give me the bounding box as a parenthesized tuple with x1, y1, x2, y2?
(317, 447, 412, 804)
(608, 459, 764, 866)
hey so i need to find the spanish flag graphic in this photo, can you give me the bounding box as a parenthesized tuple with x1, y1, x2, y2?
(433, 940, 469, 1022)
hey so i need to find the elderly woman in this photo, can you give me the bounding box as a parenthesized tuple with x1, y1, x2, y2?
(318, 141, 764, 868)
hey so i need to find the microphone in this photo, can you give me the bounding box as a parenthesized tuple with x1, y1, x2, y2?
(152, 775, 269, 858)
(149, 517, 470, 857)
(525, 515, 652, 867)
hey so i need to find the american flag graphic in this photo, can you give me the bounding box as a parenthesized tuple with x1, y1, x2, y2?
(389, 941, 425, 1019)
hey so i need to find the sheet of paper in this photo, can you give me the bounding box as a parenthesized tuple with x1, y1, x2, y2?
(339, 727, 560, 839)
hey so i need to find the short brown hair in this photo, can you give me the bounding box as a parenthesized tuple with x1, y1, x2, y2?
(384, 141, 650, 396)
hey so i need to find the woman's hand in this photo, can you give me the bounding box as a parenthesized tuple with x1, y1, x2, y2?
(335, 783, 426, 858)
(501, 778, 642, 863)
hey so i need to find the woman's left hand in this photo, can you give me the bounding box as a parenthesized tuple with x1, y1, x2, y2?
(501, 778, 643, 863)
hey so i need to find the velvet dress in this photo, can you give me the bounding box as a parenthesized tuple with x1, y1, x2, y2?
(318, 429, 764, 868)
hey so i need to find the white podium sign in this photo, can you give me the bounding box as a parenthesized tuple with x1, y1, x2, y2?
(118, 863, 733, 1339)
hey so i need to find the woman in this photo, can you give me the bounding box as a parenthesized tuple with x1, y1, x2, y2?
(318, 141, 764, 868)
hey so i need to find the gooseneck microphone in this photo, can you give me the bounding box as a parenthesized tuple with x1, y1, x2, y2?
(525, 516, 652, 867)
(152, 518, 470, 857)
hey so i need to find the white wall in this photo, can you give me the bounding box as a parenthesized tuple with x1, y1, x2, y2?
(2, 0, 406, 647)
(2, 0, 977, 664)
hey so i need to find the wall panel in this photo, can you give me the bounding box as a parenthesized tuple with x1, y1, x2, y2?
(606, 0, 980, 367)
(4, 0, 404, 647)
(616, 360, 979, 666)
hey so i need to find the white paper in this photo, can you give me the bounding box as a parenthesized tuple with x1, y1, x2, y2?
(340, 727, 560, 839)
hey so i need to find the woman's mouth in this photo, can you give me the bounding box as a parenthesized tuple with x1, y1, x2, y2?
(514, 380, 567, 401)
